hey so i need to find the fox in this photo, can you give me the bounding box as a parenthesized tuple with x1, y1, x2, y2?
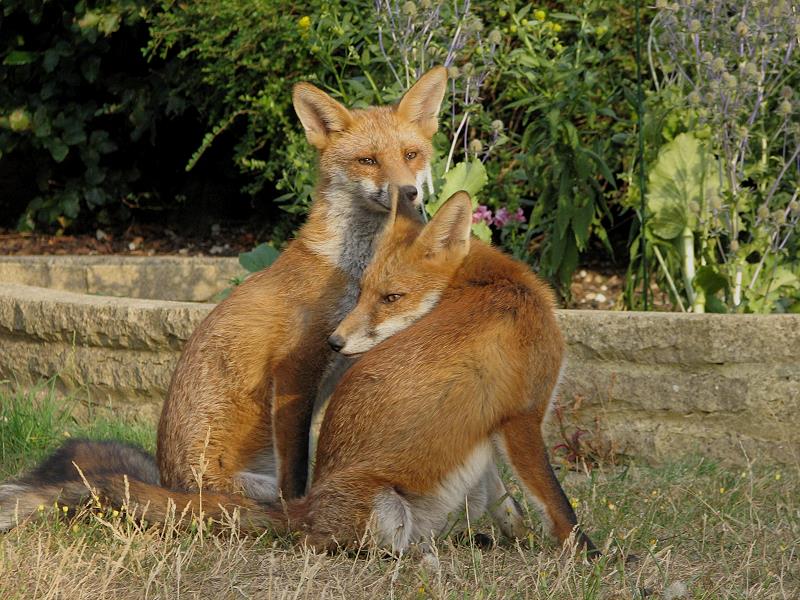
(0, 67, 449, 531)
(0, 190, 594, 559)
(294, 190, 596, 554)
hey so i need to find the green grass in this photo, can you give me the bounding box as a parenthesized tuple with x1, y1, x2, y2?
(0, 380, 155, 479)
(0, 383, 797, 598)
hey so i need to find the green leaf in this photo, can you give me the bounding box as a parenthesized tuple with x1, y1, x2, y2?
(45, 137, 69, 162)
(694, 265, 727, 296)
(428, 159, 488, 215)
(471, 221, 492, 243)
(3, 51, 36, 65)
(646, 132, 722, 240)
(239, 243, 280, 273)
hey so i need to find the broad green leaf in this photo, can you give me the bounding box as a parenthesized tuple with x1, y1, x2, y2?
(428, 159, 487, 216)
(646, 132, 721, 240)
(239, 243, 280, 273)
(694, 265, 727, 296)
(471, 221, 492, 243)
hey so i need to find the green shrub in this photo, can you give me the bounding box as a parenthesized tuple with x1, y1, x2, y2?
(625, 0, 800, 313)
(0, 0, 187, 230)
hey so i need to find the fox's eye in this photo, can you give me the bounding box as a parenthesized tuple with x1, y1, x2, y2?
(383, 293, 403, 303)
(404, 151, 417, 160)
(358, 157, 377, 166)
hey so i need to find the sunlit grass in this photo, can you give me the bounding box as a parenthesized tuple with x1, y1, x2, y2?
(0, 384, 797, 598)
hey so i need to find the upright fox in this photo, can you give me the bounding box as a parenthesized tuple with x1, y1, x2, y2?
(0, 68, 448, 531)
(158, 67, 447, 500)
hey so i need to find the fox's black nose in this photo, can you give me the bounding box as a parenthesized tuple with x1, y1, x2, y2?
(399, 185, 418, 203)
(328, 333, 345, 352)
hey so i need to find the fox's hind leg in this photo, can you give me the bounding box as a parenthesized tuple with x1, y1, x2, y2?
(495, 411, 596, 553)
(483, 462, 528, 541)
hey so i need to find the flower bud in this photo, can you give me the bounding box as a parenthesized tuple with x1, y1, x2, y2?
(789, 199, 800, 215)
(757, 204, 770, 220)
(730, 240, 739, 252)
(8, 108, 31, 132)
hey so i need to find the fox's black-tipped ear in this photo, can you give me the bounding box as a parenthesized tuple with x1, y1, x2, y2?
(416, 191, 473, 261)
(397, 66, 448, 138)
(293, 83, 353, 149)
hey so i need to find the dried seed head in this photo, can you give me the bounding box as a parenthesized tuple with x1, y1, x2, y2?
(468, 139, 484, 154)
(757, 204, 770, 220)
(779, 99, 792, 116)
(462, 62, 475, 76)
(688, 200, 701, 216)
(743, 62, 759, 79)
(491, 119, 504, 132)
(780, 86, 793, 99)
(723, 73, 737, 91)
(789, 200, 800, 215)
(688, 90, 701, 105)
(729, 240, 740, 252)
(402, 1, 417, 17)
(656, 0, 668, 8)
(688, 19, 701, 33)
(711, 57, 726, 73)
(447, 65, 460, 79)
(773, 209, 787, 224)
(488, 28, 503, 45)
(735, 21, 749, 36)
(701, 51, 713, 63)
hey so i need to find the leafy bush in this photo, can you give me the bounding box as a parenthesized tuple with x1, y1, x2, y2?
(626, 0, 800, 313)
(491, 1, 639, 289)
(0, 0, 187, 230)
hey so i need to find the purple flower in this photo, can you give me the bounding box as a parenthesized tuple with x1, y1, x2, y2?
(493, 207, 512, 227)
(492, 206, 525, 227)
(472, 204, 493, 225)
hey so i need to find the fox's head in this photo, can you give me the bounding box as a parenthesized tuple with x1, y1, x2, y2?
(328, 190, 473, 355)
(292, 67, 447, 212)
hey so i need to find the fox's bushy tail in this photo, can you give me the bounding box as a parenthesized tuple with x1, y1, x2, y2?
(0, 439, 300, 533)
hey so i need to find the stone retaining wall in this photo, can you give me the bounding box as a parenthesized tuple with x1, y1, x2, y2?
(0, 281, 797, 465)
(0, 256, 243, 302)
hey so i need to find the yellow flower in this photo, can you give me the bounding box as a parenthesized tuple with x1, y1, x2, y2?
(112, 509, 120, 518)
(570, 497, 580, 509)
(719, 487, 726, 494)
(553, 23, 562, 32)
(298, 16, 311, 30)
(534, 9, 546, 21)
(775, 472, 781, 481)
(37, 504, 45, 512)
(62, 505, 69, 513)
(72, 524, 80, 533)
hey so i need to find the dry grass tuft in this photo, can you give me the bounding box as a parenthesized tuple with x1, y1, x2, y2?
(1, 459, 797, 599)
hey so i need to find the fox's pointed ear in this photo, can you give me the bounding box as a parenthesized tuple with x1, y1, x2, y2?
(293, 83, 353, 149)
(396, 66, 448, 138)
(415, 191, 473, 261)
